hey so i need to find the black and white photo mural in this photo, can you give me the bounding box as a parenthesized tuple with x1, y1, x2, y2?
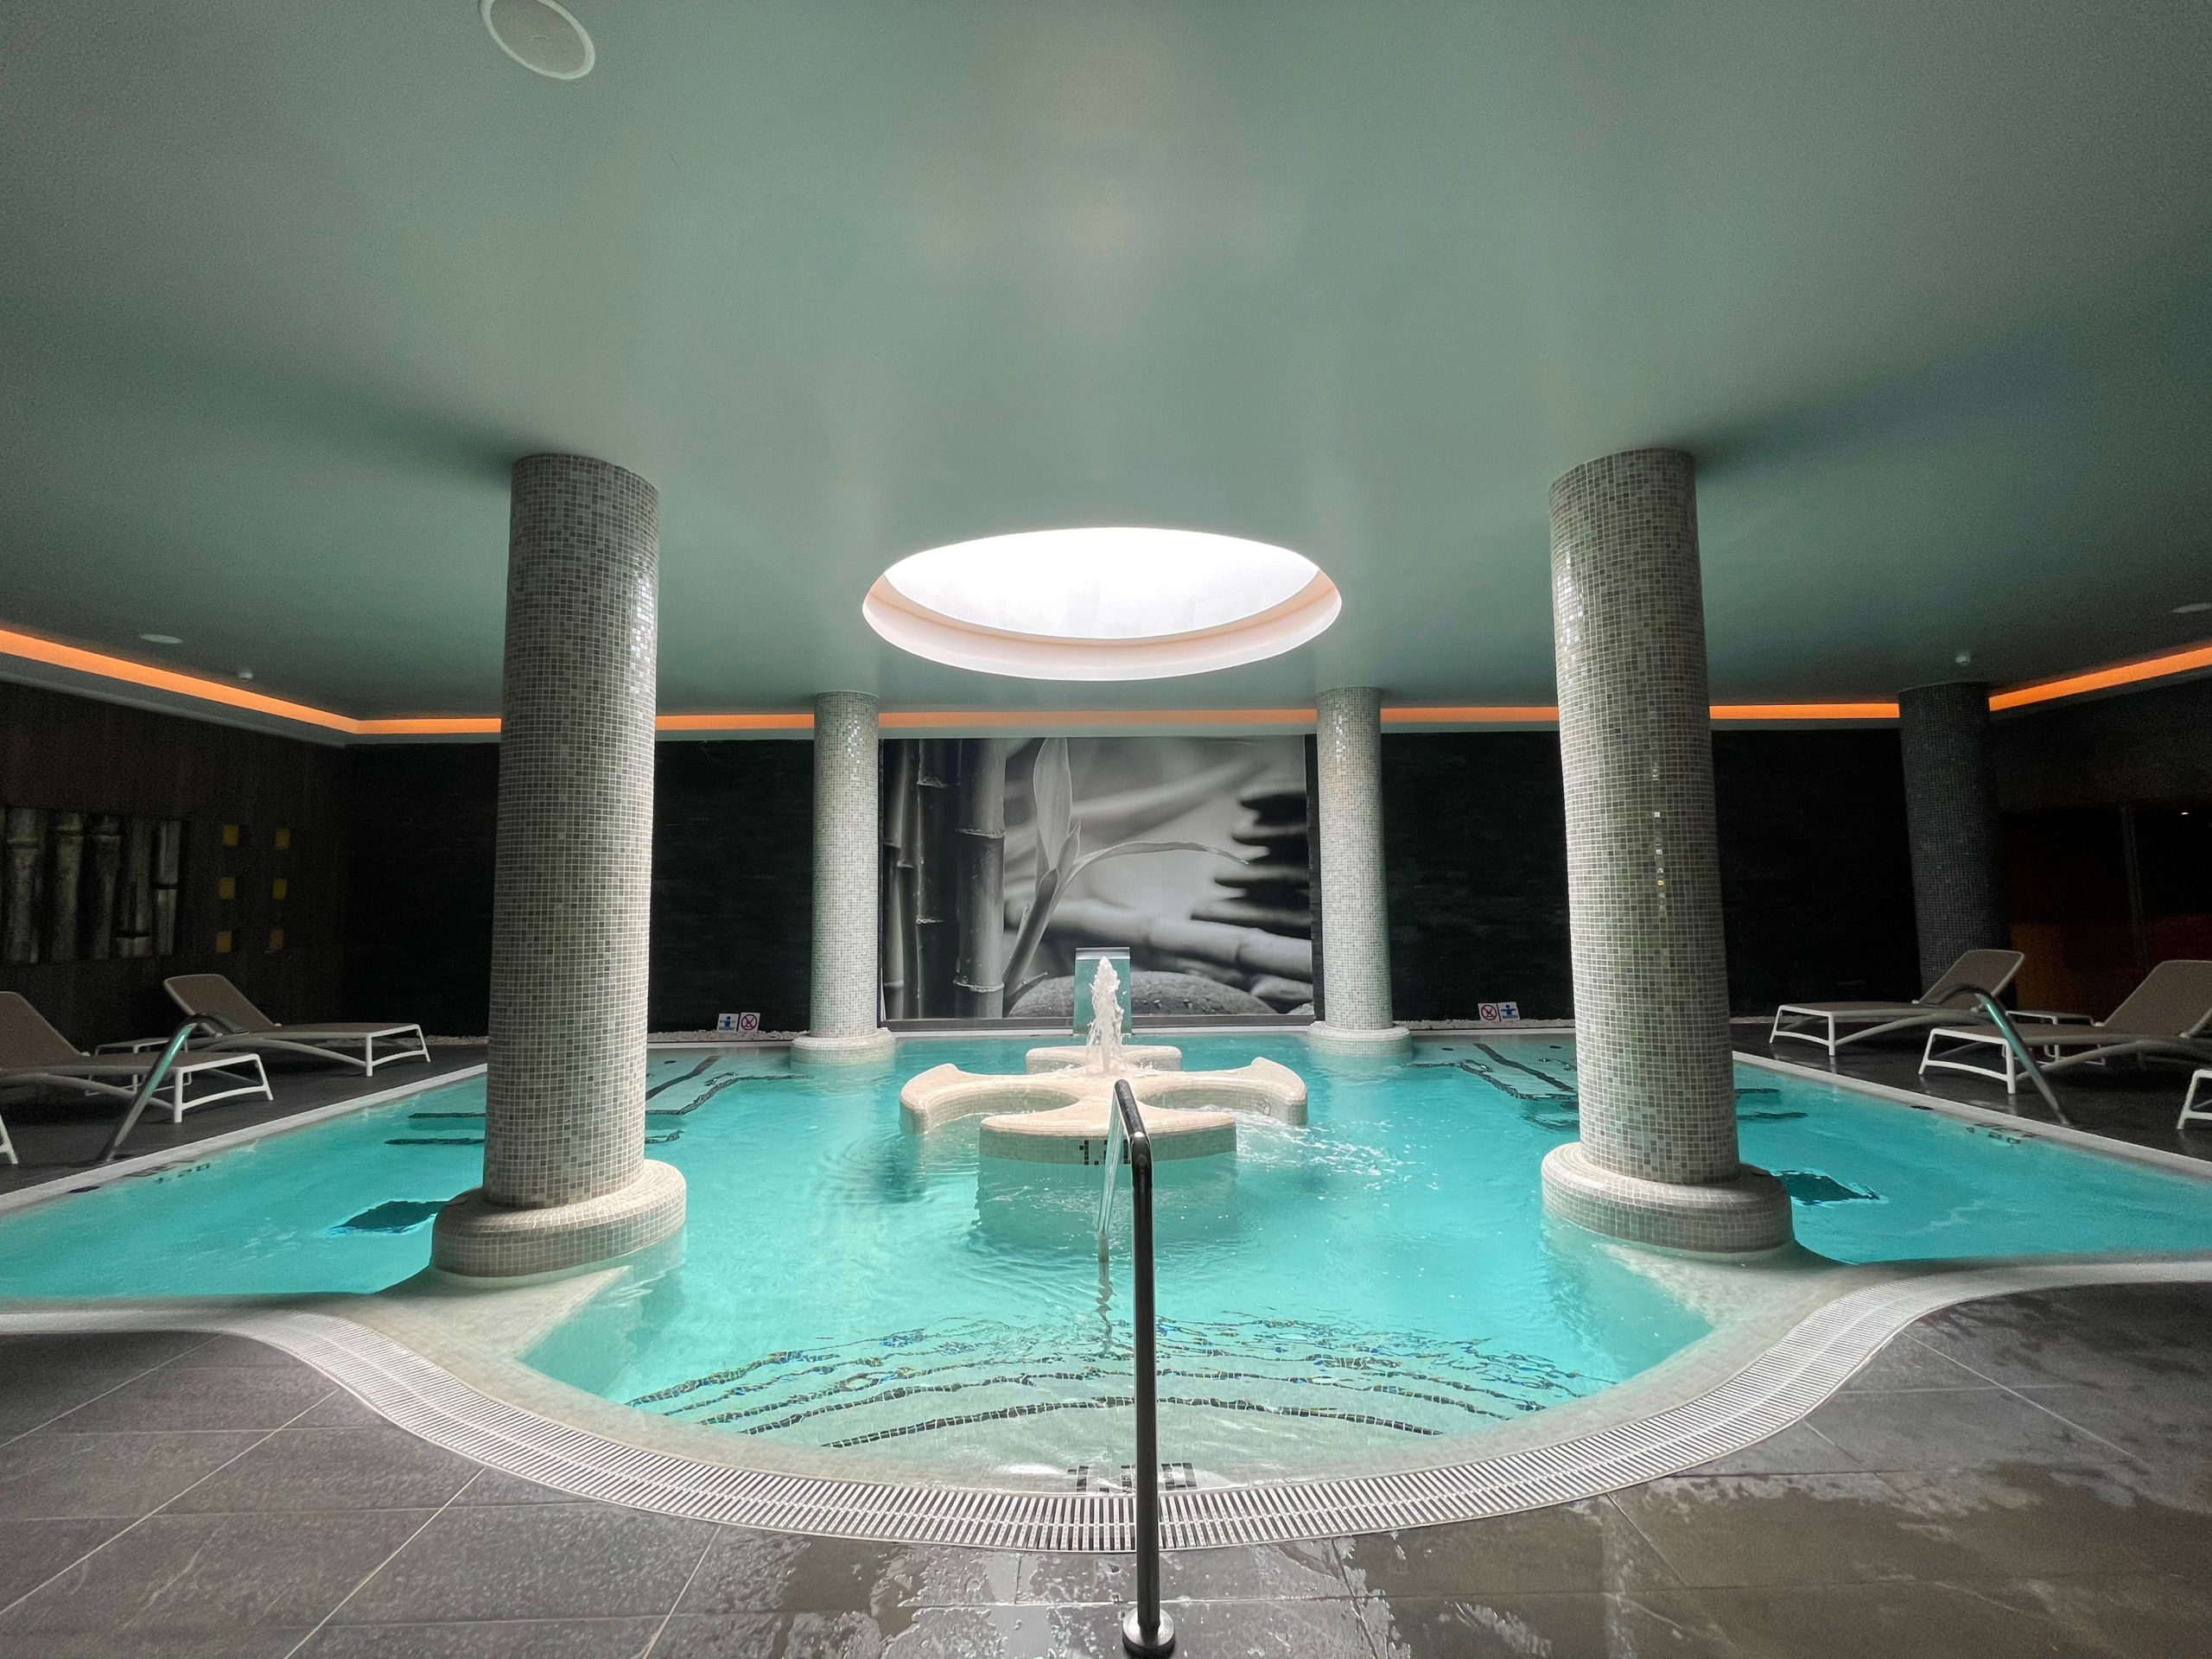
(878, 737, 1316, 1021)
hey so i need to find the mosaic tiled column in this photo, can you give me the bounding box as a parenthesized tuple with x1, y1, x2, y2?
(433, 454, 686, 1278)
(1540, 449, 1790, 1253)
(1307, 686, 1410, 1056)
(792, 691, 894, 1065)
(1897, 681, 2008, 990)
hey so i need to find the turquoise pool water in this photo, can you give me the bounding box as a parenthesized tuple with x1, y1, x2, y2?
(3, 1035, 2209, 1478)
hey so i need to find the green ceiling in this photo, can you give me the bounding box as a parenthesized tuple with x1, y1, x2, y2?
(3, 1, 2209, 717)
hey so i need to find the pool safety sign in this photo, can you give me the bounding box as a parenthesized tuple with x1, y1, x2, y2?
(715, 1012, 761, 1035)
(1478, 1001, 1522, 1022)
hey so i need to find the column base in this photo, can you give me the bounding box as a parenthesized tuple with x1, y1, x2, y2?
(1306, 1022, 1412, 1057)
(791, 1029, 897, 1067)
(432, 1160, 687, 1280)
(1541, 1142, 1792, 1255)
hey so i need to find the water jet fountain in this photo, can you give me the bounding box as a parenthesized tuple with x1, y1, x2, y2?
(899, 957, 1306, 1163)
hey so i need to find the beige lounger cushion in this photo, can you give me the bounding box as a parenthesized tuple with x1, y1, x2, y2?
(0, 992, 95, 1067)
(1777, 950, 2024, 1020)
(164, 974, 279, 1032)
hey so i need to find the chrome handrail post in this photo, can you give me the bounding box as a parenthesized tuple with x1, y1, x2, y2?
(98, 1016, 224, 1163)
(1109, 1077, 1174, 1657)
(1966, 989, 2070, 1125)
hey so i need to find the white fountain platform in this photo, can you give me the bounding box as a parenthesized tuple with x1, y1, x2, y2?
(899, 1046, 1306, 1164)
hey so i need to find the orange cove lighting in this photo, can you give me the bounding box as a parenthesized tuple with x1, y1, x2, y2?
(3, 623, 2209, 736)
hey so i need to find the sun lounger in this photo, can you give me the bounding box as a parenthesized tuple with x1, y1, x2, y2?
(1769, 949, 2028, 1056)
(152, 974, 430, 1077)
(0, 991, 271, 1138)
(1922, 959, 2212, 1094)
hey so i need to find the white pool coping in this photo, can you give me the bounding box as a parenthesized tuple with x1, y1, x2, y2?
(3, 1255, 2208, 1548)
(3, 1027, 2210, 1545)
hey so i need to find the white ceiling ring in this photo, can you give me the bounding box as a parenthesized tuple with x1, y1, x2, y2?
(863, 528, 1343, 681)
(481, 0, 595, 81)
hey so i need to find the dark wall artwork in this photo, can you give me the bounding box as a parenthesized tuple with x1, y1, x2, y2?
(0, 682, 346, 1047)
(1382, 729, 1920, 1020)
(342, 739, 815, 1036)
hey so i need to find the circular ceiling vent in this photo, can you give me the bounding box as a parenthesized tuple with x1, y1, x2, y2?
(863, 527, 1342, 682)
(481, 0, 595, 80)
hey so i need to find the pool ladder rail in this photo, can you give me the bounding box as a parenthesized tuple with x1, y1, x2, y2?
(1097, 1077, 1175, 1658)
(1956, 988, 2071, 1126)
(97, 1014, 242, 1163)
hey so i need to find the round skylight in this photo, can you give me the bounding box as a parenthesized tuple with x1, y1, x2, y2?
(864, 528, 1341, 681)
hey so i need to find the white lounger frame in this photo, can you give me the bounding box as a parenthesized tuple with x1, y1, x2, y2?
(1921, 1025, 2212, 1095)
(2183, 1071, 2212, 1133)
(0, 1050, 272, 1142)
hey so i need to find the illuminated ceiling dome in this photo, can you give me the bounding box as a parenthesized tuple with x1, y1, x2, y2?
(863, 528, 1342, 681)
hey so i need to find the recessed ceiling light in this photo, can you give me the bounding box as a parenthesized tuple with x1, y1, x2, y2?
(1954, 650, 1974, 666)
(2175, 601, 2211, 614)
(237, 668, 255, 680)
(138, 632, 182, 645)
(864, 527, 1342, 681)
(481, 0, 594, 81)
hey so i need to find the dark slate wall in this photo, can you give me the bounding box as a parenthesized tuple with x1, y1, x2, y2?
(1710, 730, 1919, 1012)
(340, 739, 815, 1035)
(1994, 676, 2212, 811)
(1382, 729, 1919, 1020)
(0, 682, 347, 1047)
(1381, 734, 1573, 1020)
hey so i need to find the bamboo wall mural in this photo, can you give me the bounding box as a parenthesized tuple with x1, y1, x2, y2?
(879, 736, 1316, 1020)
(0, 806, 185, 963)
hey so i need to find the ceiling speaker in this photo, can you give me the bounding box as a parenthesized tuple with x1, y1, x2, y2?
(481, 0, 595, 81)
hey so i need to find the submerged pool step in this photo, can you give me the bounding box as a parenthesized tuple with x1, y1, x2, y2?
(628, 1315, 1594, 1458)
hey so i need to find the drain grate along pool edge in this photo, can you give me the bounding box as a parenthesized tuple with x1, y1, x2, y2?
(4, 1258, 2208, 1549)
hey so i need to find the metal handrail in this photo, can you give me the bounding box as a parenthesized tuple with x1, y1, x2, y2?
(1957, 988, 2070, 1126)
(97, 1016, 230, 1163)
(1098, 1078, 1173, 1657)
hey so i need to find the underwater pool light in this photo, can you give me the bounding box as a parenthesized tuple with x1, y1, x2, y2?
(863, 527, 1341, 681)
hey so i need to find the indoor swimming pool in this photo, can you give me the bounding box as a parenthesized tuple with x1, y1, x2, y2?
(2, 1035, 2209, 1484)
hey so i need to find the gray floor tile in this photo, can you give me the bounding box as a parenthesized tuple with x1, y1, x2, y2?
(2012, 1381, 2212, 1496)
(1674, 1579, 2083, 1659)
(1910, 1295, 2208, 1390)
(0, 1626, 315, 1658)
(653, 1610, 889, 1658)
(167, 1426, 485, 1514)
(161, 1335, 315, 1370)
(43, 1363, 334, 1432)
(292, 1391, 391, 1428)
(0, 1429, 264, 1518)
(1138, 1595, 1376, 1658)
(1876, 1465, 2212, 1580)
(1834, 1334, 1994, 1392)
(0, 1516, 128, 1607)
(299, 1615, 664, 1657)
(447, 1466, 585, 1505)
(1020, 1539, 1348, 1605)
(677, 1529, 1017, 1618)
(2005, 1571, 2212, 1656)
(337, 1502, 715, 1623)
(1609, 1472, 1992, 1587)
(1361, 1590, 1742, 1658)
(0, 1509, 429, 1634)
(0, 1332, 213, 1379)
(1679, 1421, 1863, 1477)
(1340, 1501, 1681, 1599)
(0, 1367, 156, 1435)
(1806, 1383, 2137, 1471)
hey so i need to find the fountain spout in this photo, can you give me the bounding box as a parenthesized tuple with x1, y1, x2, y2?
(1084, 954, 1126, 1077)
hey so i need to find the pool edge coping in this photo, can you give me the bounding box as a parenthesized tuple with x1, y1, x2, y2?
(1734, 1047, 2212, 1182)
(0, 1063, 492, 1220)
(3, 1255, 2209, 1549)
